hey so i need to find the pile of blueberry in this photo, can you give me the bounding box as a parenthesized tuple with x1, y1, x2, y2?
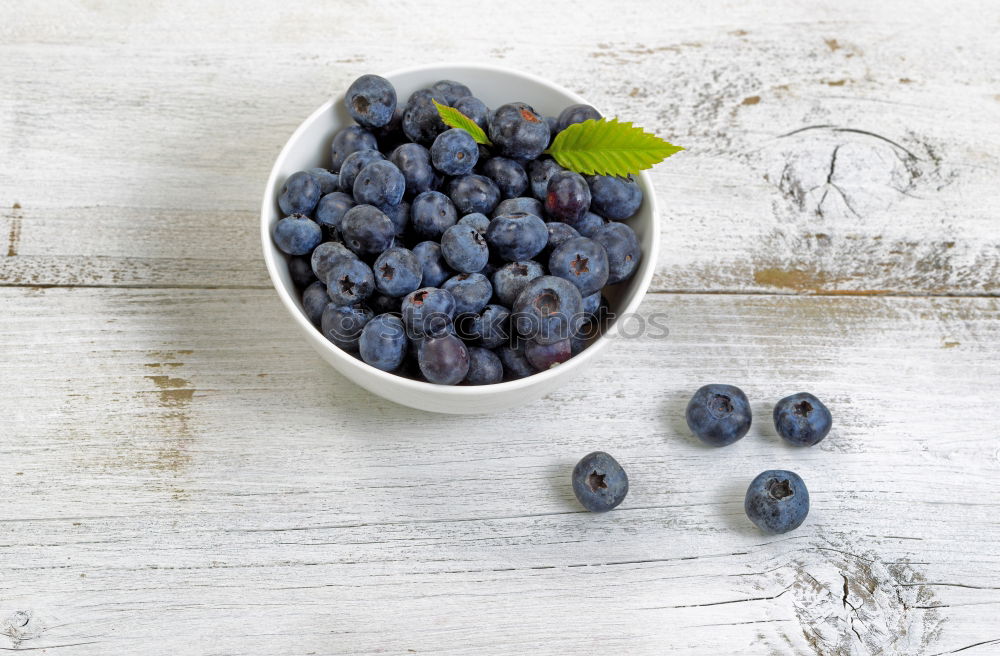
(272, 74, 644, 385)
(572, 387, 832, 535)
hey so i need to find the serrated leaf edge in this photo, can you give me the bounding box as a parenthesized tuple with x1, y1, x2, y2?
(547, 117, 683, 177)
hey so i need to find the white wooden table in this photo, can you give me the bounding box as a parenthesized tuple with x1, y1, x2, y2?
(2, 2, 999, 654)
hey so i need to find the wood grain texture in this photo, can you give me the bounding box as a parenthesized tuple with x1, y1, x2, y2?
(2, 1, 999, 654)
(2, 289, 999, 654)
(1, 0, 998, 293)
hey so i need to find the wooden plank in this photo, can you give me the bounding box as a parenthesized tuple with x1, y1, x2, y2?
(1, 1, 998, 293)
(2, 287, 998, 654)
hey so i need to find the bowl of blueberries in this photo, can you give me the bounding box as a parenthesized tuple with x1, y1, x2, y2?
(261, 64, 659, 414)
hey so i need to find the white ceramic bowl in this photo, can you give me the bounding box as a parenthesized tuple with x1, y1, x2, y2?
(261, 63, 659, 414)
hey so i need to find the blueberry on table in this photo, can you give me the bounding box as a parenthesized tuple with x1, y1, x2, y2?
(353, 160, 405, 207)
(492, 260, 544, 307)
(545, 171, 592, 224)
(452, 96, 490, 132)
(402, 88, 449, 145)
(574, 211, 607, 238)
(288, 255, 318, 289)
(344, 74, 397, 129)
(443, 272, 492, 315)
(447, 174, 501, 216)
(330, 125, 378, 172)
(307, 168, 340, 195)
(338, 149, 385, 191)
(401, 287, 457, 337)
(311, 241, 356, 284)
(744, 470, 809, 534)
(481, 156, 529, 199)
(431, 128, 479, 176)
(572, 451, 629, 513)
(556, 103, 602, 132)
(492, 196, 544, 220)
(457, 212, 490, 234)
(773, 392, 832, 446)
(359, 313, 408, 372)
(325, 258, 375, 306)
(469, 304, 511, 349)
(498, 341, 537, 379)
(314, 191, 356, 233)
(431, 79, 473, 105)
(528, 158, 565, 201)
(389, 143, 436, 198)
(273, 214, 322, 255)
(463, 346, 503, 385)
(593, 222, 641, 284)
(339, 204, 395, 256)
(320, 304, 373, 352)
(524, 338, 572, 370)
(411, 190, 458, 240)
(513, 275, 584, 345)
(278, 171, 322, 216)
(441, 224, 489, 273)
(488, 102, 551, 160)
(411, 241, 453, 288)
(301, 281, 329, 326)
(418, 333, 470, 385)
(486, 211, 548, 262)
(587, 174, 643, 221)
(548, 236, 609, 297)
(373, 247, 423, 298)
(685, 384, 752, 447)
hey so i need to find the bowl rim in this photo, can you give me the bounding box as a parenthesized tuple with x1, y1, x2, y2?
(260, 62, 660, 397)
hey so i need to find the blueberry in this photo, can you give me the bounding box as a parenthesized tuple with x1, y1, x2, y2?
(571, 451, 628, 512)
(325, 258, 375, 306)
(464, 347, 503, 385)
(373, 247, 423, 298)
(389, 143, 436, 197)
(278, 171, 322, 216)
(411, 190, 458, 240)
(481, 157, 528, 199)
(315, 191, 356, 233)
(311, 241, 356, 284)
(488, 103, 550, 160)
(744, 470, 809, 534)
(321, 303, 373, 352)
(587, 174, 643, 220)
(443, 273, 492, 315)
(431, 79, 473, 105)
(330, 125, 378, 172)
(458, 212, 490, 233)
(545, 171, 592, 224)
(359, 313, 408, 371)
(411, 240, 453, 288)
(556, 104, 601, 132)
(543, 221, 580, 259)
(338, 149, 385, 191)
(492, 260, 544, 306)
(513, 275, 584, 345)
(401, 287, 457, 336)
(379, 200, 410, 236)
(440, 224, 489, 273)
(373, 104, 406, 150)
(431, 128, 479, 176)
(528, 158, 565, 200)
(486, 211, 548, 262)
(273, 214, 322, 255)
(340, 204, 395, 256)
(367, 292, 402, 315)
(307, 168, 340, 194)
(492, 196, 544, 219)
(685, 384, 752, 447)
(418, 333, 470, 385)
(548, 236, 609, 297)
(543, 116, 559, 144)
(344, 74, 397, 129)
(581, 290, 603, 319)
(301, 281, 329, 325)
(402, 88, 448, 145)
(452, 96, 490, 132)
(448, 174, 500, 216)
(469, 304, 511, 349)
(353, 160, 405, 207)
(773, 393, 832, 447)
(575, 211, 607, 238)
(593, 222, 641, 284)
(288, 255, 318, 289)
(498, 341, 537, 379)
(524, 338, 572, 370)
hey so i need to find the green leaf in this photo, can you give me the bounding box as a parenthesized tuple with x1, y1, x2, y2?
(433, 100, 492, 145)
(546, 118, 683, 176)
